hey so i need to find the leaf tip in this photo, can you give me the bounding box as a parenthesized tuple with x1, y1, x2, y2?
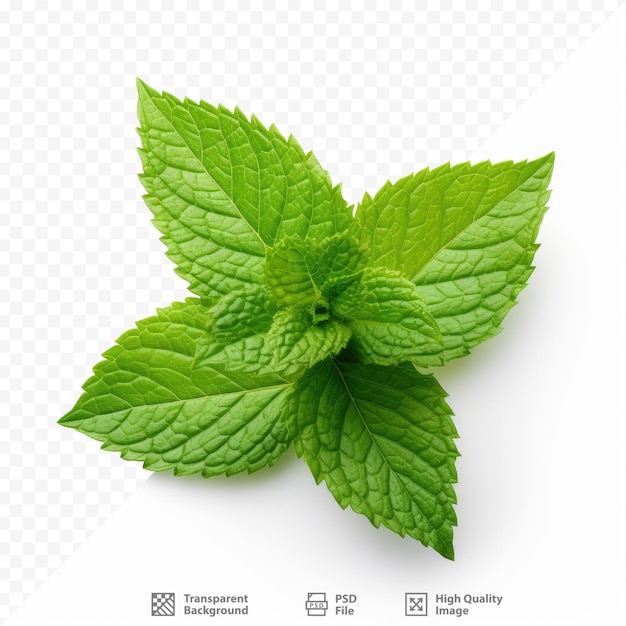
(136, 77, 153, 98)
(58, 406, 88, 430)
(439, 543, 455, 561)
(136, 79, 161, 124)
(429, 525, 457, 560)
(528, 150, 556, 177)
(57, 413, 72, 427)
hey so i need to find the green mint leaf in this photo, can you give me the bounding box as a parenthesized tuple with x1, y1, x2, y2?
(333, 267, 444, 367)
(355, 154, 554, 360)
(137, 80, 352, 301)
(61, 82, 554, 559)
(60, 299, 293, 476)
(196, 332, 274, 376)
(291, 360, 458, 559)
(266, 307, 352, 377)
(264, 236, 320, 308)
(264, 232, 366, 310)
(194, 285, 277, 375)
(210, 284, 275, 344)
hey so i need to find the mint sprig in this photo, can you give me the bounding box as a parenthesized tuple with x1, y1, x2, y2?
(60, 80, 554, 559)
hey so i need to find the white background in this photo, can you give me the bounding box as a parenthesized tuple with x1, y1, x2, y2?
(1, 2, 625, 625)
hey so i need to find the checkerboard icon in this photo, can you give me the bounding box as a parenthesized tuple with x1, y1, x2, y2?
(151, 592, 175, 616)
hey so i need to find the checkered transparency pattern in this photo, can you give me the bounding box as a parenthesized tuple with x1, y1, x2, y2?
(0, 0, 622, 622)
(151, 592, 176, 617)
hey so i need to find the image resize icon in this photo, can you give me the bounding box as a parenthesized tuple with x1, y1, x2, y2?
(405, 593, 428, 616)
